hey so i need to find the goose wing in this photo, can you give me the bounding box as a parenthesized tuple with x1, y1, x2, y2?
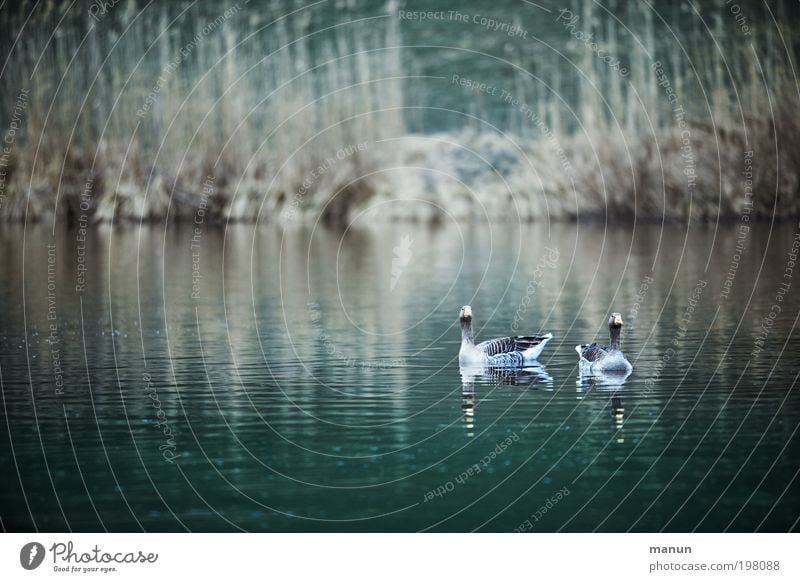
(477, 335, 551, 356)
(577, 342, 609, 362)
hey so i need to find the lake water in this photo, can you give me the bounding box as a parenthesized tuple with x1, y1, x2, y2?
(1, 220, 798, 532)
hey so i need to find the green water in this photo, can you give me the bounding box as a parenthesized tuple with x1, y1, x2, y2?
(0, 221, 798, 531)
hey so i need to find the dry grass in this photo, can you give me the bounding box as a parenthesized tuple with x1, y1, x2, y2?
(0, 0, 797, 224)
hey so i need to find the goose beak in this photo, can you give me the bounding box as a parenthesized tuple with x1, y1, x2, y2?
(612, 314, 623, 326)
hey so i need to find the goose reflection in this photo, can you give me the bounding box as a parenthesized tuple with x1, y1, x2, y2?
(460, 364, 553, 437)
(577, 365, 631, 386)
(461, 381, 475, 437)
(577, 368, 631, 442)
(611, 393, 624, 441)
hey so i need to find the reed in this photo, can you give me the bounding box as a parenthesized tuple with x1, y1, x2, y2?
(0, 0, 405, 223)
(0, 0, 797, 224)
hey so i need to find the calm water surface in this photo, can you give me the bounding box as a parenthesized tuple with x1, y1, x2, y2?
(1, 220, 798, 531)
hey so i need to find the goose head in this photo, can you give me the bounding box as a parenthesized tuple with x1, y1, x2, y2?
(459, 305, 473, 323)
(608, 312, 623, 330)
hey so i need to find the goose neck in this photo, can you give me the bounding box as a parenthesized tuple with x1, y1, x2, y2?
(609, 326, 621, 351)
(461, 319, 475, 345)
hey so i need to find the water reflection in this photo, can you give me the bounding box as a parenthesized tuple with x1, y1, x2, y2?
(611, 394, 625, 443)
(460, 364, 553, 437)
(1, 220, 799, 532)
(461, 381, 475, 437)
(460, 364, 553, 388)
(577, 368, 632, 389)
(577, 369, 631, 443)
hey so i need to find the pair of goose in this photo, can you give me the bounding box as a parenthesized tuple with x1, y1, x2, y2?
(458, 305, 632, 374)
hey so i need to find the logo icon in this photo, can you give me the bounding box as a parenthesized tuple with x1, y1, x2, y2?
(20, 542, 45, 570)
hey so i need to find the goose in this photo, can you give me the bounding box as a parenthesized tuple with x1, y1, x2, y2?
(458, 305, 552, 367)
(576, 312, 633, 373)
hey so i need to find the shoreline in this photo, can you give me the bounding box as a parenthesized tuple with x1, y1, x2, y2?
(4, 211, 796, 227)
